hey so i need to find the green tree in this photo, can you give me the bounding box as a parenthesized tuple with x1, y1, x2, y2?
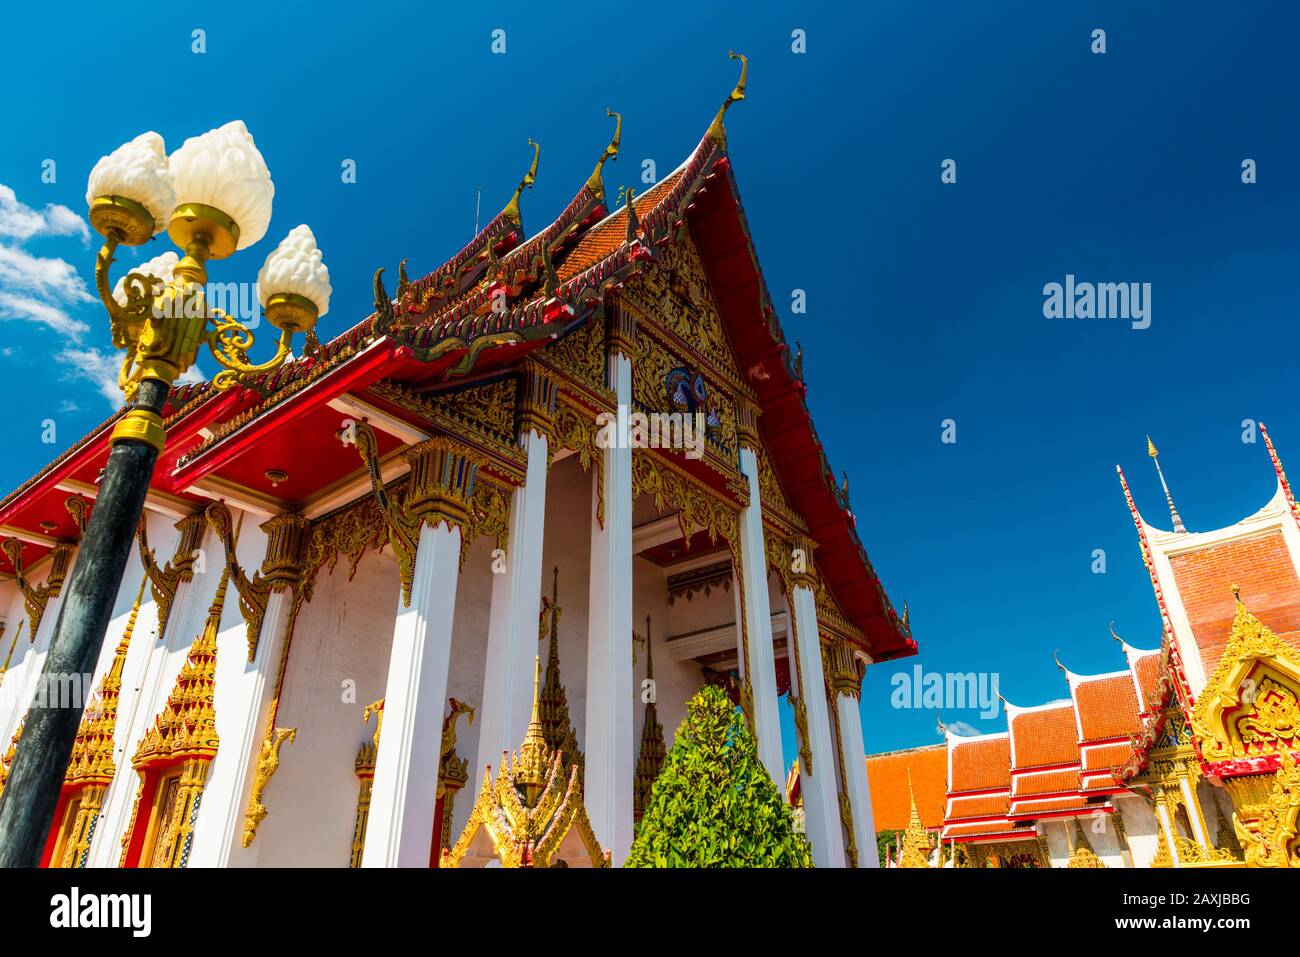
(625, 684, 813, 867)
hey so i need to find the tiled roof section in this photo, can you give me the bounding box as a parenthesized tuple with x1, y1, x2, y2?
(1166, 528, 1300, 673)
(949, 736, 1010, 792)
(556, 173, 682, 282)
(944, 821, 1024, 838)
(1010, 704, 1079, 770)
(947, 793, 1010, 821)
(1011, 767, 1079, 797)
(1075, 674, 1143, 741)
(867, 745, 947, 830)
(1133, 652, 1162, 710)
(1010, 796, 1088, 816)
(1081, 740, 1134, 774)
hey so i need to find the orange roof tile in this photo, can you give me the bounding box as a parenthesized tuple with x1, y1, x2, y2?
(1165, 529, 1300, 674)
(556, 172, 683, 281)
(1081, 740, 1133, 773)
(1075, 674, 1142, 741)
(948, 793, 1010, 821)
(943, 821, 1023, 838)
(1009, 795, 1088, 816)
(949, 736, 1010, 792)
(1011, 767, 1080, 797)
(866, 745, 947, 830)
(1133, 652, 1162, 710)
(1010, 704, 1080, 769)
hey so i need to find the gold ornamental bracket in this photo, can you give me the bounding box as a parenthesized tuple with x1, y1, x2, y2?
(2, 538, 74, 640)
(136, 511, 208, 642)
(204, 502, 310, 662)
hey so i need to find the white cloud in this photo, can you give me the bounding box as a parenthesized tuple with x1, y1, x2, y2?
(55, 347, 122, 405)
(0, 184, 89, 243)
(944, 721, 981, 737)
(0, 292, 90, 338)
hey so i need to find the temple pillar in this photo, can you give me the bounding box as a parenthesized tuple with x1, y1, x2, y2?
(787, 579, 845, 868)
(825, 636, 877, 867)
(585, 301, 635, 865)
(1154, 791, 1182, 867)
(1179, 772, 1211, 850)
(362, 439, 478, 868)
(732, 403, 783, 785)
(189, 508, 310, 867)
(479, 361, 556, 761)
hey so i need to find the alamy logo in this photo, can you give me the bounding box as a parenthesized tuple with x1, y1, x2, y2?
(595, 405, 707, 460)
(49, 887, 151, 937)
(1042, 274, 1151, 329)
(890, 665, 1001, 719)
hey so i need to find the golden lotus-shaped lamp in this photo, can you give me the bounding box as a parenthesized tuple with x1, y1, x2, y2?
(257, 225, 331, 336)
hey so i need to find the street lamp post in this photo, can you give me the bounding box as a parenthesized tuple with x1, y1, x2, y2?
(0, 122, 331, 867)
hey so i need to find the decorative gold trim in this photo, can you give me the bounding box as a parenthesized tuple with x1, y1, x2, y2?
(137, 512, 207, 642)
(2, 539, 73, 639)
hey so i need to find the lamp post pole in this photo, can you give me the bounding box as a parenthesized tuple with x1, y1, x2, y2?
(0, 120, 330, 868)
(0, 380, 169, 867)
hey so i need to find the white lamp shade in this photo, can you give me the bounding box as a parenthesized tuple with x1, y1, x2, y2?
(112, 250, 179, 305)
(85, 132, 176, 234)
(257, 225, 331, 317)
(169, 120, 275, 249)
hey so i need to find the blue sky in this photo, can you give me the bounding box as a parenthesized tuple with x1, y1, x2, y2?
(1, 1, 1297, 761)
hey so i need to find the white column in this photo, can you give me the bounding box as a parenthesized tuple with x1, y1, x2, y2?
(735, 446, 783, 784)
(837, 691, 878, 868)
(361, 520, 462, 867)
(585, 351, 634, 865)
(789, 584, 845, 868)
(479, 428, 549, 763)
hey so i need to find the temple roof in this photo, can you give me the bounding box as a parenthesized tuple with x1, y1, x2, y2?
(0, 63, 910, 661)
(866, 744, 946, 830)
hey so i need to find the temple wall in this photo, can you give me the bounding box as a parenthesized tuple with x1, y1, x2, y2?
(252, 546, 399, 867)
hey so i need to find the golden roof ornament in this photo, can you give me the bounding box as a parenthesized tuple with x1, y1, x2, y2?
(586, 110, 622, 201)
(502, 139, 540, 226)
(707, 51, 747, 148)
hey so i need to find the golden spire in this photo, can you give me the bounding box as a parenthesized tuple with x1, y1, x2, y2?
(66, 573, 148, 786)
(502, 139, 540, 226)
(706, 51, 748, 147)
(586, 109, 622, 200)
(1147, 435, 1187, 533)
(515, 655, 550, 807)
(897, 769, 932, 867)
(538, 568, 582, 776)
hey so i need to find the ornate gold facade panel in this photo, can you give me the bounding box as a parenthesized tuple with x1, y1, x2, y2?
(366, 379, 526, 479)
(538, 314, 609, 398)
(1191, 588, 1300, 762)
(619, 226, 743, 385)
(823, 635, 865, 701)
(1225, 752, 1300, 868)
(349, 699, 383, 868)
(631, 448, 742, 549)
(631, 330, 738, 474)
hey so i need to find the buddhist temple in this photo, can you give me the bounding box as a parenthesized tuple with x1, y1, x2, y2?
(868, 430, 1300, 867)
(0, 56, 911, 869)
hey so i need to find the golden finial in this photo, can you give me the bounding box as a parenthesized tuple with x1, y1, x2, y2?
(1231, 582, 1242, 605)
(706, 51, 748, 147)
(515, 655, 550, 806)
(587, 110, 622, 200)
(1109, 620, 1124, 645)
(1053, 649, 1067, 673)
(1146, 435, 1187, 533)
(502, 139, 540, 226)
